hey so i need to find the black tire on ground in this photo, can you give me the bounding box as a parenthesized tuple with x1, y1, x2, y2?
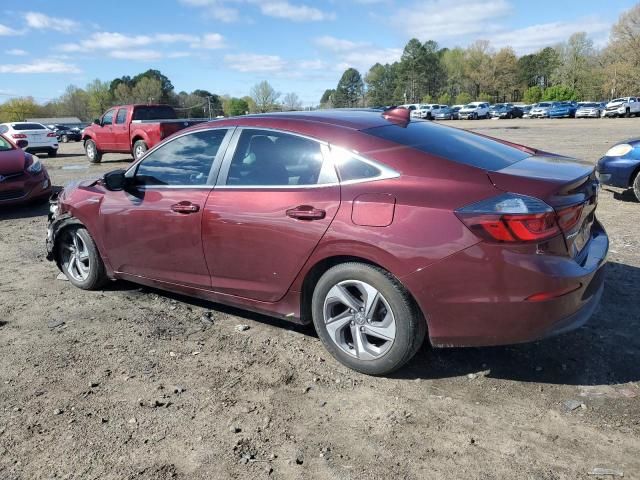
(472, 112, 478, 120)
(61, 134, 68, 143)
(133, 140, 148, 160)
(48, 149, 57, 158)
(625, 108, 631, 118)
(57, 226, 108, 290)
(85, 139, 102, 163)
(311, 262, 427, 376)
(633, 171, 640, 202)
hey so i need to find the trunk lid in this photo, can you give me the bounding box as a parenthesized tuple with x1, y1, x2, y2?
(488, 155, 599, 257)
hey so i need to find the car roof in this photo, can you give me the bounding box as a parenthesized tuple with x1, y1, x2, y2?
(199, 109, 402, 131)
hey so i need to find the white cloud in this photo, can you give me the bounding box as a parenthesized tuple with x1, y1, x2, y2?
(181, 0, 334, 22)
(491, 18, 611, 54)
(224, 53, 288, 73)
(393, 0, 511, 39)
(59, 31, 226, 58)
(109, 50, 163, 61)
(256, 1, 335, 21)
(314, 35, 401, 72)
(314, 36, 369, 52)
(6, 49, 28, 56)
(0, 59, 81, 74)
(0, 23, 22, 35)
(24, 12, 78, 33)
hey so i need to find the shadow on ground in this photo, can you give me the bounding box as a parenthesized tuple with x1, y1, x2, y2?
(100, 260, 640, 387)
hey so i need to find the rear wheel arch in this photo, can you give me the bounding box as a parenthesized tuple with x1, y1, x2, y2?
(299, 255, 428, 334)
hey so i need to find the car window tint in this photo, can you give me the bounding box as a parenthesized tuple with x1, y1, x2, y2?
(12, 123, 45, 130)
(0, 135, 12, 151)
(334, 154, 381, 182)
(135, 129, 227, 186)
(116, 109, 127, 124)
(0, 125, 8, 134)
(132, 106, 176, 121)
(363, 121, 530, 171)
(102, 110, 114, 126)
(226, 129, 335, 186)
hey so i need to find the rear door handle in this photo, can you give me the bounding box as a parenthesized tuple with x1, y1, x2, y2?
(286, 205, 326, 220)
(171, 201, 200, 214)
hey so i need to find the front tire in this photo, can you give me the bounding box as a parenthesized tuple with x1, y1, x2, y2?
(57, 227, 108, 290)
(85, 139, 102, 163)
(311, 263, 426, 375)
(133, 140, 148, 160)
(633, 171, 640, 202)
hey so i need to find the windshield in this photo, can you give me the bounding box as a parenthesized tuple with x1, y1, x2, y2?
(132, 106, 177, 121)
(463, 104, 477, 109)
(611, 98, 626, 103)
(537, 102, 551, 108)
(0, 135, 14, 151)
(12, 123, 46, 130)
(580, 103, 597, 108)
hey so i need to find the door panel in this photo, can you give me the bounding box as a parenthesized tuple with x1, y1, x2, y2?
(100, 188, 212, 287)
(112, 108, 130, 152)
(203, 186, 340, 302)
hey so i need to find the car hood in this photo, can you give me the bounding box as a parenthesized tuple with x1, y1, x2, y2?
(59, 177, 100, 200)
(607, 102, 624, 107)
(0, 149, 27, 175)
(459, 108, 478, 112)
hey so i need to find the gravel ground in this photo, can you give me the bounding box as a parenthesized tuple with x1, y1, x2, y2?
(0, 118, 639, 480)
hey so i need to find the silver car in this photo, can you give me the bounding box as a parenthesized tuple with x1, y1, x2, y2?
(529, 102, 554, 118)
(575, 102, 603, 118)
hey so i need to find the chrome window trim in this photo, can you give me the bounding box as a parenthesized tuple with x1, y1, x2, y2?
(124, 126, 235, 188)
(214, 127, 399, 190)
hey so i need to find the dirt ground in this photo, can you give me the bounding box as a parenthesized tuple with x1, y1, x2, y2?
(1, 118, 639, 480)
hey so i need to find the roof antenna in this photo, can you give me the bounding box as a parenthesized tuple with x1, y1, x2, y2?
(382, 107, 410, 126)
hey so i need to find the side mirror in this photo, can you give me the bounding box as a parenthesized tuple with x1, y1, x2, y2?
(16, 139, 28, 149)
(103, 169, 128, 191)
(93, 118, 101, 126)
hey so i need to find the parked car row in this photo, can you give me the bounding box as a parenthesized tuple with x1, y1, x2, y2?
(399, 97, 640, 121)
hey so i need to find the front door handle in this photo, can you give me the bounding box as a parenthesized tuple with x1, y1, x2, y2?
(286, 205, 326, 220)
(171, 201, 200, 214)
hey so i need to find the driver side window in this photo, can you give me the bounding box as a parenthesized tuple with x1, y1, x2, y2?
(102, 110, 114, 126)
(135, 129, 228, 186)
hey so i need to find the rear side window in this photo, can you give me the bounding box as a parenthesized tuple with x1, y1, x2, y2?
(363, 121, 530, 171)
(116, 109, 127, 124)
(335, 154, 380, 182)
(12, 123, 45, 130)
(225, 129, 336, 186)
(132, 106, 177, 121)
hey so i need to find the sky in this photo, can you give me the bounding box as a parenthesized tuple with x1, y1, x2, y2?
(0, 0, 637, 106)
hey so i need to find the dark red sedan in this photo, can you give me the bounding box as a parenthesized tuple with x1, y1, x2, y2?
(0, 135, 52, 206)
(46, 109, 608, 375)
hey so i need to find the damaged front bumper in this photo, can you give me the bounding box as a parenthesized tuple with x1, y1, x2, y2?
(46, 192, 78, 262)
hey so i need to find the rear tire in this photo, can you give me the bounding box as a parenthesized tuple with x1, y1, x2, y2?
(85, 139, 102, 163)
(133, 140, 148, 160)
(633, 172, 640, 202)
(57, 227, 108, 290)
(311, 263, 426, 375)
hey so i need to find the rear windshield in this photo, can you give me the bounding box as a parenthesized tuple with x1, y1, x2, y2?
(132, 106, 177, 121)
(12, 123, 45, 130)
(362, 121, 530, 171)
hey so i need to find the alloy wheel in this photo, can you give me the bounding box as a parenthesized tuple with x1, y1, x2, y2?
(61, 230, 91, 282)
(323, 280, 396, 361)
(86, 142, 95, 159)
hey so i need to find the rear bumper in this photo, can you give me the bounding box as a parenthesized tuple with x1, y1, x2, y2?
(402, 222, 608, 348)
(26, 145, 58, 154)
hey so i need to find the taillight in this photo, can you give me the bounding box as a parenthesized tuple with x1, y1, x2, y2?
(47, 132, 57, 137)
(556, 203, 584, 232)
(12, 133, 27, 139)
(455, 193, 561, 243)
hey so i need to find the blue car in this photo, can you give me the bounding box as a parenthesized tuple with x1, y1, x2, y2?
(549, 101, 578, 118)
(597, 139, 640, 201)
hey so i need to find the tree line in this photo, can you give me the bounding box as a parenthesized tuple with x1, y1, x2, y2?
(321, 4, 640, 108)
(0, 71, 303, 122)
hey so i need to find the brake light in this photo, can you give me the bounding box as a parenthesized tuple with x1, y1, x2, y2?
(556, 203, 584, 232)
(47, 132, 57, 137)
(456, 193, 561, 243)
(12, 133, 27, 139)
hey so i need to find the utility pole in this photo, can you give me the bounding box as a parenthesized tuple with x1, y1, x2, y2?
(207, 96, 212, 119)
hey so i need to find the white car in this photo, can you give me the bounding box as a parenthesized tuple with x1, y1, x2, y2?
(603, 97, 640, 118)
(575, 102, 604, 118)
(0, 122, 59, 157)
(529, 102, 554, 118)
(410, 104, 447, 119)
(457, 102, 491, 120)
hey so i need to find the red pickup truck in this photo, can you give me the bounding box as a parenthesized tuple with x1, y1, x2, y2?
(82, 104, 206, 163)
